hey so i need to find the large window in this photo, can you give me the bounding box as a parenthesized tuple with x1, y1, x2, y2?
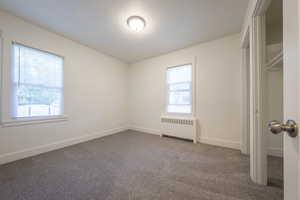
(166, 64, 192, 114)
(12, 43, 64, 118)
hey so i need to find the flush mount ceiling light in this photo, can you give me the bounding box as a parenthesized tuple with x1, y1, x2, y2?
(127, 16, 146, 32)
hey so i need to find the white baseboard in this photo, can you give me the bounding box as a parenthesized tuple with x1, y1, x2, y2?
(268, 147, 283, 157)
(0, 126, 128, 165)
(129, 126, 241, 150)
(198, 137, 241, 150)
(129, 126, 161, 135)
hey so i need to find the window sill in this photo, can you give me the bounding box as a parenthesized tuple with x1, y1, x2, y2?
(164, 112, 195, 117)
(1, 115, 68, 127)
(161, 115, 196, 120)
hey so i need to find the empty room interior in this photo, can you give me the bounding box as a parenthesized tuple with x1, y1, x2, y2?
(0, 0, 298, 199)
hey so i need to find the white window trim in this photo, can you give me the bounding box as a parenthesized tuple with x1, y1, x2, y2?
(0, 31, 3, 125)
(6, 41, 66, 124)
(165, 63, 195, 116)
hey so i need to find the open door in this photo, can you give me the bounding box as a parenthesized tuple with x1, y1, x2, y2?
(270, 0, 300, 198)
(242, 0, 299, 197)
(282, 0, 300, 198)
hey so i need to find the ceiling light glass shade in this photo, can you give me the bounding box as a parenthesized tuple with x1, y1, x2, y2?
(127, 16, 146, 32)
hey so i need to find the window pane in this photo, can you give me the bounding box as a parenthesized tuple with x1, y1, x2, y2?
(166, 64, 192, 114)
(12, 43, 63, 118)
(167, 65, 192, 84)
(169, 82, 190, 91)
(167, 105, 191, 114)
(169, 91, 191, 105)
(15, 84, 62, 118)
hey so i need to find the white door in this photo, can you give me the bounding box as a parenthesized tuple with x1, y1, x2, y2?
(282, 0, 300, 199)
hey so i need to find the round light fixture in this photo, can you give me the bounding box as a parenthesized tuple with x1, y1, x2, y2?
(127, 16, 146, 32)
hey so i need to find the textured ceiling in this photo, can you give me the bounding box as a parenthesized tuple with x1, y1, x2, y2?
(0, 0, 249, 63)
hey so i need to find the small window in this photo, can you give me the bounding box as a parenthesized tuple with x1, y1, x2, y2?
(166, 64, 192, 114)
(12, 43, 64, 118)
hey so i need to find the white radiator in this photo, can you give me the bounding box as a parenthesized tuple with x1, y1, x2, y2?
(160, 116, 197, 143)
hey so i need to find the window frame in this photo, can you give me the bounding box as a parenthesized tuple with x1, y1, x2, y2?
(165, 63, 194, 116)
(10, 41, 65, 121)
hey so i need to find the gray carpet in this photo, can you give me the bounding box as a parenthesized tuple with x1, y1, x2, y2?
(268, 155, 283, 189)
(0, 130, 283, 200)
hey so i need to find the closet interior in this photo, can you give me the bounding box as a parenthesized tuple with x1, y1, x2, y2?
(265, 0, 283, 188)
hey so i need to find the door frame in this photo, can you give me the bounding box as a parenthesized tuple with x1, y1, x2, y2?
(241, 27, 250, 155)
(0, 30, 3, 125)
(241, 0, 272, 185)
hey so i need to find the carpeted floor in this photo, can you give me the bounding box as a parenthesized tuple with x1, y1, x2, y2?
(0, 130, 283, 200)
(268, 155, 283, 189)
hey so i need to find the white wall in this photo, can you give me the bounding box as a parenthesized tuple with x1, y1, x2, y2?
(0, 10, 128, 164)
(128, 34, 242, 149)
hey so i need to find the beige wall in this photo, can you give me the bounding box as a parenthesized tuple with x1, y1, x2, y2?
(128, 34, 242, 149)
(0, 10, 129, 164)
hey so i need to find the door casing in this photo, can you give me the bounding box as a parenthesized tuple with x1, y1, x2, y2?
(241, 0, 271, 186)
